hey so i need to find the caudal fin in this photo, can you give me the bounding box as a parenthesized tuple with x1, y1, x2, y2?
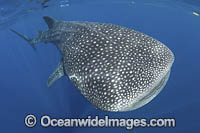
(10, 29, 37, 51)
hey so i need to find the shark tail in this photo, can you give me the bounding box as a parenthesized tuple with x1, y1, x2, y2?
(10, 29, 37, 51)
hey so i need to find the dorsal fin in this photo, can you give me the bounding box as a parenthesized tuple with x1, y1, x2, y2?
(43, 16, 56, 29)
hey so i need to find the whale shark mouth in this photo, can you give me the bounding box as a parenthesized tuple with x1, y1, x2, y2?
(121, 70, 171, 111)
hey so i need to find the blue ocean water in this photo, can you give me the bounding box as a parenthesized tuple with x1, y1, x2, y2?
(0, 0, 200, 132)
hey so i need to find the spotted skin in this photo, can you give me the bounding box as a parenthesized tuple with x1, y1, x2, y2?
(12, 17, 174, 112)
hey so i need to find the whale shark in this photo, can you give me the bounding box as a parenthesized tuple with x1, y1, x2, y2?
(11, 16, 174, 112)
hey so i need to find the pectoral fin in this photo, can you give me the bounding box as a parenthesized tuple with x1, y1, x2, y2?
(47, 60, 65, 87)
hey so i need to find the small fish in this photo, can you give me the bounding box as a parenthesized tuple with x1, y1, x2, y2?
(193, 12, 199, 16)
(28, 0, 50, 8)
(41, 0, 51, 5)
(11, 16, 174, 112)
(42, 5, 49, 8)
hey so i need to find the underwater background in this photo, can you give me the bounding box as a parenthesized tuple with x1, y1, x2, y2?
(0, 0, 200, 132)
